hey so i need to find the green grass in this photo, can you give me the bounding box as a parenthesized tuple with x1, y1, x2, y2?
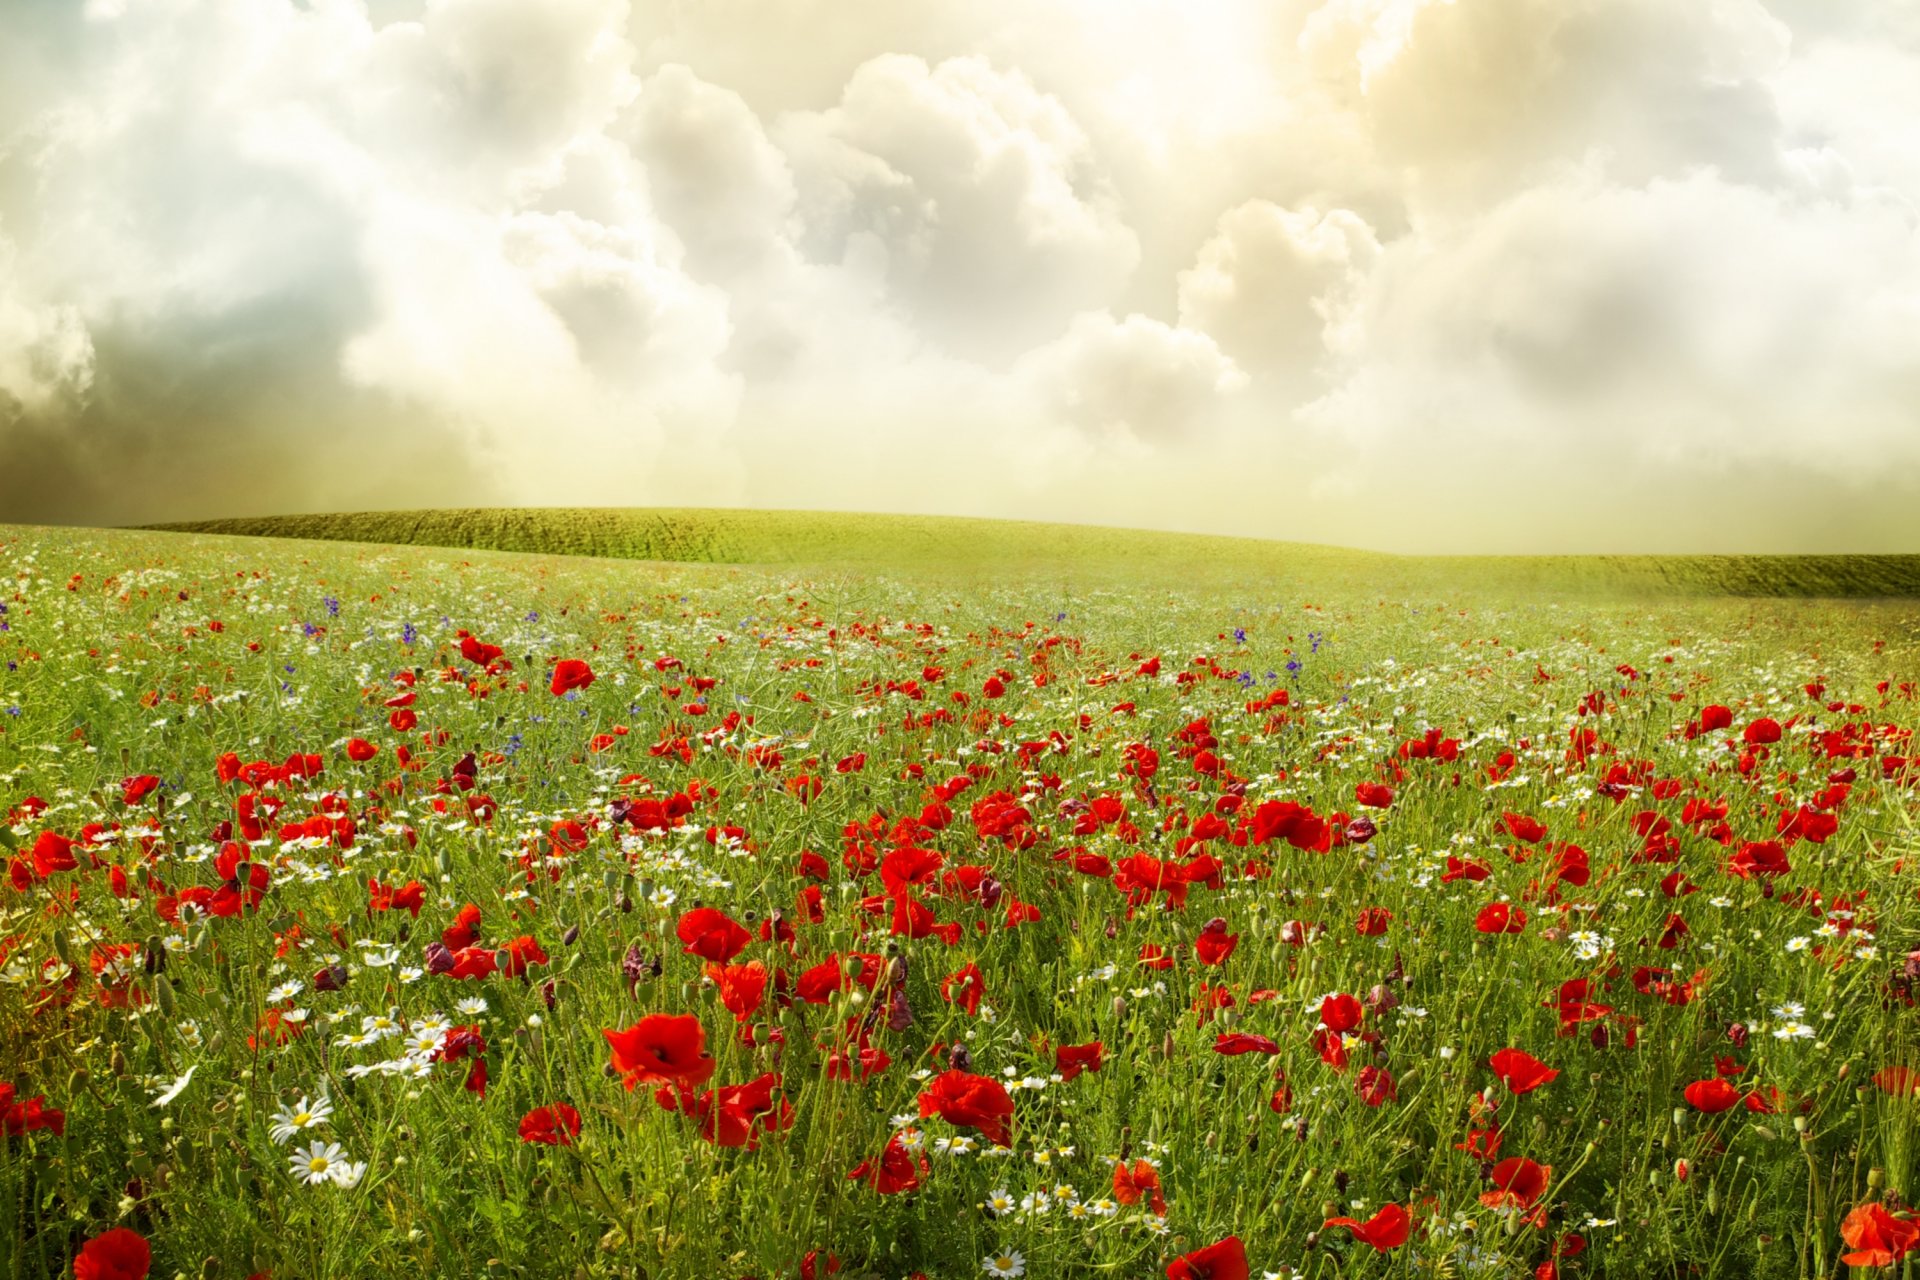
(143, 507, 1920, 598)
(2, 519, 1919, 1280)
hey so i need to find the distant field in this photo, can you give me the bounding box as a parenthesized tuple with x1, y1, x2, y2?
(146, 507, 1920, 598)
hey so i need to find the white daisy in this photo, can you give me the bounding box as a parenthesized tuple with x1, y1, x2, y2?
(289, 1140, 351, 1186)
(270, 1094, 334, 1145)
(149, 1065, 196, 1108)
(981, 1252, 1025, 1278)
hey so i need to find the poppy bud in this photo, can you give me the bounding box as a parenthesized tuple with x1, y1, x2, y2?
(948, 1043, 972, 1072)
(1674, 1158, 1690, 1182)
(1112, 995, 1128, 1021)
(424, 943, 455, 975)
(563, 924, 580, 947)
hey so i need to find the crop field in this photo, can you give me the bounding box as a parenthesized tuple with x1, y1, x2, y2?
(3, 518, 1920, 1280)
(148, 508, 1920, 600)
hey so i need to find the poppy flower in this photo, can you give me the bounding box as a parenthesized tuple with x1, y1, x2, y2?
(1323, 1202, 1411, 1252)
(676, 1072, 793, 1148)
(676, 907, 751, 963)
(1684, 1078, 1741, 1113)
(704, 961, 768, 1023)
(1489, 1048, 1559, 1095)
(550, 659, 595, 696)
(345, 738, 379, 762)
(1194, 918, 1239, 965)
(1113, 1158, 1167, 1216)
(848, 1133, 928, 1194)
(916, 1070, 1015, 1146)
(1354, 782, 1393, 809)
(1479, 1157, 1552, 1211)
(604, 1014, 717, 1091)
(518, 1103, 581, 1146)
(73, 1226, 150, 1280)
(1841, 1201, 1920, 1267)
(1355, 1065, 1397, 1106)
(1055, 1041, 1104, 1081)
(1502, 812, 1548, 844)
(1213, 1032, 1281, 1056)
(1475, 902, 1527, 934)
(1165, 1236, 1247, 1280)
(941, 963, 987, 1015)
(1319, 993, 1363, 1033)
(120, 775, 161, 806)
(1743, 717, 1782, 745)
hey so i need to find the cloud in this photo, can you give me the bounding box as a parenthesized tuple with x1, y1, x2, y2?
(778, 54, 1140, 363)
(1176, 200, 1380, 395)
(0, 0, 1917, 551)
(1016, 310, 1246, 444)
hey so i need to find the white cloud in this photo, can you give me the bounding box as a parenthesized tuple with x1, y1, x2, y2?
(1017, 310, 1246, 443)
(778, 54, 1140, 362)
(0, 0, 1917, 549)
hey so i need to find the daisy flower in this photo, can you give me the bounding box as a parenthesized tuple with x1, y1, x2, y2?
(289, 1140, 351, 1186)
(981, 1252, 1025, 1278)
(270, 1094, 334, 1145)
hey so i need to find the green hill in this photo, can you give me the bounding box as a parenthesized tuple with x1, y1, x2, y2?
(143, 506, 1920, 598)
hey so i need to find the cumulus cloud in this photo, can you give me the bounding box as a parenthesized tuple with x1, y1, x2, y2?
(1017, 310, 1246, 443)
(777, 54, 1140, 363)
(0, 0, 1917, 550)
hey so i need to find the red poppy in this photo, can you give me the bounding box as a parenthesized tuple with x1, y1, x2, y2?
(673, 1072, 793, 1148)
(1502, 813, 1548, 844)
(73, 1226, 151, 1280)
(1113, 1158, 1168, 1216)
(1480, 1157, 1552, 1211)
(1166, 1236, 1247, 1280)
(1743, 717, 1782, 745)
(1354, 782, 1394, 809)
(1323, 1202, 1411, 1252)
(704, 961, 768, 1023)
(1353, 907, 1392, 936)
(1475, 902, 1527, 934)
(518, 1103, 581, 1146)
(848, 1133, 928, 1194)
(1684, 1078, 1741, 1113)
(1841, 1201, 1920, 1267)
(1320, 993, 1363, 1033)
(1355, 1065, 1397, 1106)
(604, 1014, 717, 1091)
(1489, 1048, 1559, 1095)
(1056, 1041, 1104, 1081)
(121, 775, 161, 806)
(1213, 1032, 1281, 1056)
(916, 1070, 1015, 1146)
(550, 659, 595, 696)
(345, 738, 379, 762)
(676, 907, 752, 963)
(1194, 918, 1239, 965)
(941, 962, 988, 1015)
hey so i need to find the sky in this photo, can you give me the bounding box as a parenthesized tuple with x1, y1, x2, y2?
(3, 0, 1919, 553)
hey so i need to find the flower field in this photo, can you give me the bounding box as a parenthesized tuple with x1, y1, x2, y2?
(3, 522, 1919, 1280)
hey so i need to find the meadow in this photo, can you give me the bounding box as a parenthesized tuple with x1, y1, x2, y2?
(3, 515, 1919, 1280)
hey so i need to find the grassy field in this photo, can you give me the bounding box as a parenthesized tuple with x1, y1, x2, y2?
(146, 507, 1920, 599)
(3, 519, 1920, 1280)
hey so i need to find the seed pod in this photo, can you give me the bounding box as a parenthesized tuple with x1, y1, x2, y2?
(52, 929, 74, 969)
(154, 975, 175, 1017)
